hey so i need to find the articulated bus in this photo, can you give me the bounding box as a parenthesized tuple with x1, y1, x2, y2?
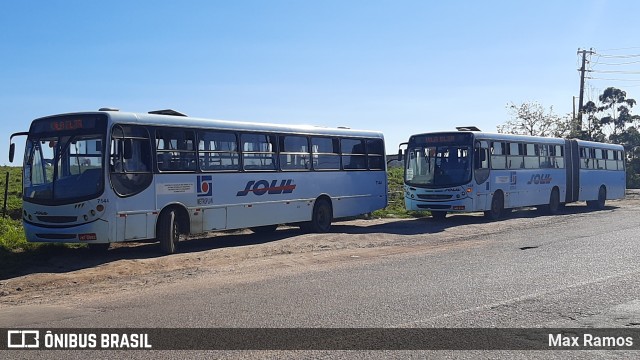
(9, 109, 387, 253)
(399, 127, 626, 219)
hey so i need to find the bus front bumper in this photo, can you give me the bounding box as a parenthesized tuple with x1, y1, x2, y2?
(405, 197, 475, 213)
(23, 219, 111, 244)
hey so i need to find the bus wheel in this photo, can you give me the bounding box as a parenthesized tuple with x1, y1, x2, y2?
(547, 188, 560, 215)
(310, 198, 332, 233)
(249, 225, 278, 234)
(484, 192, 503, 220)
(431, 211, 447, 220)
(158, 210, 180, 254)
(588, 186, 607, 210)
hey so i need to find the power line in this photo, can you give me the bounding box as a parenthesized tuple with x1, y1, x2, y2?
(596, 53, 640, 59)
(598, 46, 640, 52)
(592, 59, 640, 66)
(590, 70, 640, 74)
(587, 76, 640, 82)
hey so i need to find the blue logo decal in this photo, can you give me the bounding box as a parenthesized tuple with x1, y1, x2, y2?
(236, 179, 296, 196)
(197, 175, 213, 197)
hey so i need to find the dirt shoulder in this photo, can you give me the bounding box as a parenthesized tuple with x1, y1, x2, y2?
(2, 191, 640, 308)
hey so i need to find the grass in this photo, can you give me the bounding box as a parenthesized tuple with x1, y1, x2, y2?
(372, 167, 428, 218)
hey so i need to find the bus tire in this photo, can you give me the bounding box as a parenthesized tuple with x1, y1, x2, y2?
(431, 211, 447, 220)
(484, 191, 503, 220)
(588, 186, 607, 210)
(249, 225, 278, 234)
(547, 187, 560, 215)
(158, 210, 180, 254)
(310, 198, 332, 233)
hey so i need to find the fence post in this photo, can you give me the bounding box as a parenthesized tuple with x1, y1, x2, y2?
(2, 172, 8, 218)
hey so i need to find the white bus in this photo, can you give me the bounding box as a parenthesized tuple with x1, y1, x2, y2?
(9, 109, 387, 253)
(399, 127, 626, 219)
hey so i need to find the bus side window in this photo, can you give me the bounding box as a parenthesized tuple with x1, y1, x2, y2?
(474, 141, 489, 184)
(110, 125, 153, 197)
(490, 142, 506, 169)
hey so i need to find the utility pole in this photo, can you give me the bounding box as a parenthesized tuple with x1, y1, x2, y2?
(577, 48, 595, 134)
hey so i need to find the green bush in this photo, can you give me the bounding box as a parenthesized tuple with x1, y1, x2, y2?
(0, 216, 31, 251)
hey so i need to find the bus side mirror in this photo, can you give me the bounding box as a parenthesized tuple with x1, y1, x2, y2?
(9, 143, 15, 163)
(123, 139, 133, 160)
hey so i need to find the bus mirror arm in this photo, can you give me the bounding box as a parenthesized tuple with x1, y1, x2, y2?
(9, 131, 29, 163)
(398, 142, 408, 161)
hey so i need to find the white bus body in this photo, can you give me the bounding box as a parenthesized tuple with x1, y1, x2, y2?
(400, 130, 626, 219)
(10, 110, 387, 253)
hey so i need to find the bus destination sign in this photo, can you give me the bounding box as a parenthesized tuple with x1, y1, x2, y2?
(30, 115, 105, 134)
(51, 119, 84, 131)
(412, 133, 471, 145)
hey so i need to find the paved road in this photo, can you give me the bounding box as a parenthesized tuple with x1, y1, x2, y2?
(3, 198, 640, 358)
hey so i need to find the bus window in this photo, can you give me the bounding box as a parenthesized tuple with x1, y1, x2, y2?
(523, 143, 539, 169)
(279, 135, 310, 171)
(595, 148, 605, 170)
(110, 125, 152, 197)
(507, 142, 524, 169)
(580, 147, 590, 169)
(156, 129, 196, 171)
(617, 150, 625, 171)
(342, 138, 366, 170)
(242, 133, 277, 171)
(546, 144, 564, 169)
(606, 149, 617, 170)
(311, 137, 340, 170)
(490, 142, 506, 169)
(474, 141, 489, 184)
(198, 131, 239, 171)
(539, 145, 551, 168)
(367, 139, 385, 170)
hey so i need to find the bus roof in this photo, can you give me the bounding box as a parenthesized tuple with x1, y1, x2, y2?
(39, 110, 384, 139)
(409, 130, 624, 150)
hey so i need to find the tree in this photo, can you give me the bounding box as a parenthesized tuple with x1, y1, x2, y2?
(574, 100, 606, 142)
(497, 102, 571, 137)
(596, 87, 640, 136)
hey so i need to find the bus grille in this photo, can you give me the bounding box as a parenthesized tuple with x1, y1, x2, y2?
(417, 204, 451, 210)
(35, 233, 77, 240)
(417, 194, 453, 200)
(36, 216, 78, 224)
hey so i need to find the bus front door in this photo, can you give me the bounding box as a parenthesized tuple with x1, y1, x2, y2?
(474, 141, 491, 211)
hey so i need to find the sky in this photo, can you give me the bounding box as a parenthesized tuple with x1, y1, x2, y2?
(1, 0, 639, 165)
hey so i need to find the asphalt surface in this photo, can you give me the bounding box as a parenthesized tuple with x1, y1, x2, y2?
(3, 195, 640, 358)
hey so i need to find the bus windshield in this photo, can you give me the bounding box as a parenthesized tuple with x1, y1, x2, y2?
(23, 116, 106, 204)
(405, 145, 472, 187)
